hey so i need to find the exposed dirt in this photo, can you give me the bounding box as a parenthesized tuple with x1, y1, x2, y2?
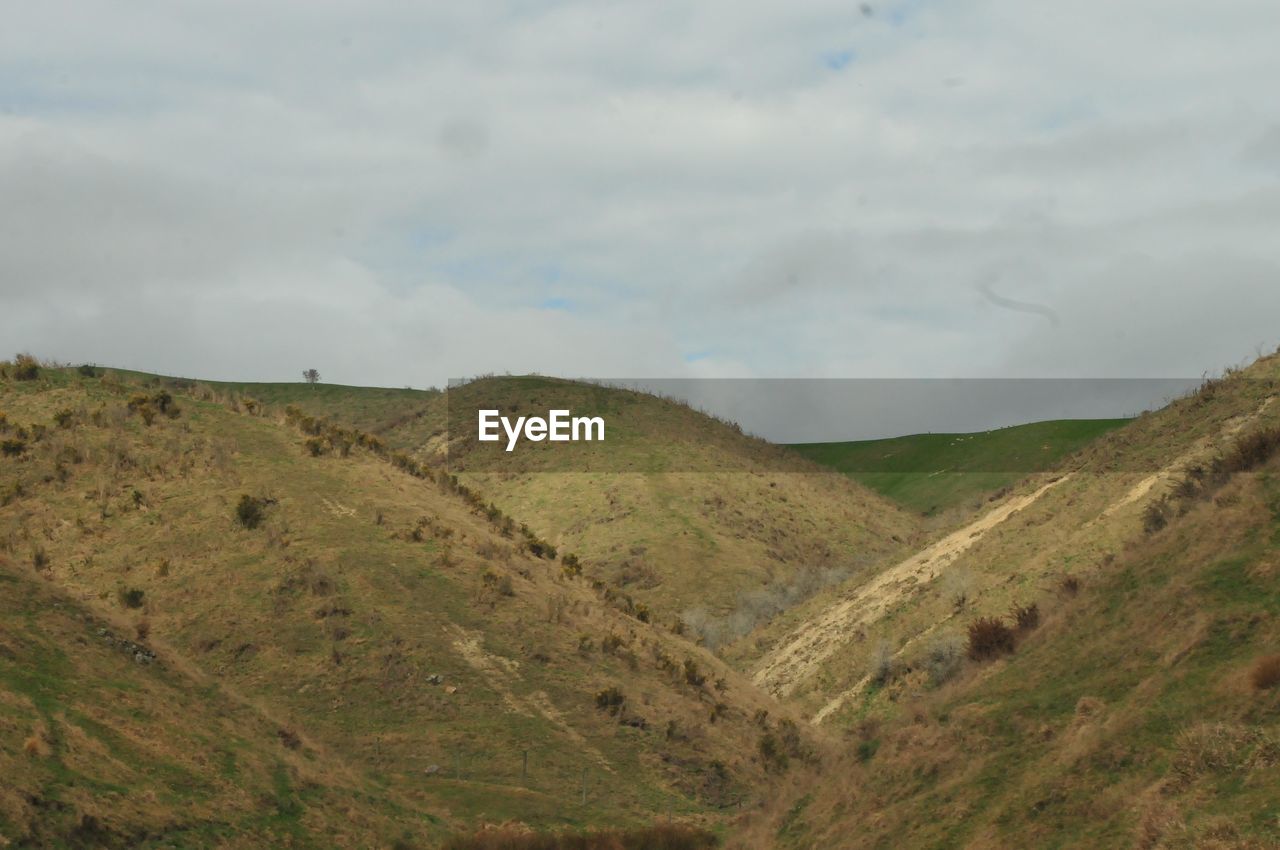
(752, 475, 1072, 698)
(797, 395, 1279, 724)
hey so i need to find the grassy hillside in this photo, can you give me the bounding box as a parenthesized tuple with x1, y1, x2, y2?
(0, 364, 817, 844)
(101, 367, 437, 436)
(726, 357, 1280, 848)
(398, 377, 922, 634)
(788, 419, 1131, 515)
(0, 551, 437, 848)
(99, 371, 921, 641)
(732, 451, 1280, 848)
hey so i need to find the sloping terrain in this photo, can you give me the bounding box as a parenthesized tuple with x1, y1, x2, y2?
(0, 365, 817, 844)
(392, 377, 922, 631)
(729, 361, 1279, 714)
(0, 554, 436, 848)
(789, 418, 1130, 515)
(89, 374, 921, 635)
(725, 357, 1280, 848)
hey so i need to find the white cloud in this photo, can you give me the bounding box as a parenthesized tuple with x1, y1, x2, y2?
(3, 0, 1279, 406)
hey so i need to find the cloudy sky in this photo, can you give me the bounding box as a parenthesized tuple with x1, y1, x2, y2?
(4, 0, 1280, 398)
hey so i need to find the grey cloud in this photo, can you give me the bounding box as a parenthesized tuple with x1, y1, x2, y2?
(2, 0, 1279, 429)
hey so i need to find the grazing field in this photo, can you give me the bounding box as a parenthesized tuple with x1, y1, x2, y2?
(788, 418, 1131, 514)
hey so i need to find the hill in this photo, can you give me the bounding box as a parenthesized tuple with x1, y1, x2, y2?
(0, 364, 819, 845)
(400, 377, 921, 639)
(0, 547, 437, 847)
(725, 356, 1280, 848)
(102, 372, 922, 644)
(788, 418, 1131, 515)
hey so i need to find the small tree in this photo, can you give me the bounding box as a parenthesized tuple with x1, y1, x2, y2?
(303, 369, 320, 385)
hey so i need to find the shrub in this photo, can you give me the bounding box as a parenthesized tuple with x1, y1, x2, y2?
(481, 570, 515, 597)
(31, 546, 48, 572)
(77, 364, 100, 378)
(683, 657, 706, 688)
(1251, 654, 1280, 690)
(1060, 574, 1081, 596)
(1224, 426, 1280, 473)
(135, 619, 151, 641)
(52, 409, 74, 428)
(601, 633, 624, 655)
(117, 587, 146, 609)
(758, 731, 789, 772)
(441, 824, 718, 850)
(856, 738, 880, 762)
(967, 616, 1016, 660)
(13, 354, 38, 381)
(561, 552, 583, 578)
(1011, 602, 1040, 632)
(1, 438, 25, 457)
(868, 639, 897, 686)
(594, 686, 625, 715)
(1142, 500, 1170, 534)
(304, 436, 326, 457)
(235, 494, 270, 529)
(921, 633, 964, 686)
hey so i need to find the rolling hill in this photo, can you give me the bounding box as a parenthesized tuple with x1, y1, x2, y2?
(788, 418, 1131, 515)
(97, 372, 924, 645)
(725, 356, 1280, 848)
(0, 364, 821, 846)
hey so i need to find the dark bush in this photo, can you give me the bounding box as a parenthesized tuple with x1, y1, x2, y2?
(1224, 426, 1280, 473)
(594, 686, 625, 716)
(442, 824, 718, 850)
(235, 494, 270, 529)
(13, 354, 39, 381)
(1, 438, 25, 457)
(561, 552, 583, 578)
(118, 588, 145, 609)
(967, 616, 1016, 660)
(758, 731, 788, 772)
(77, 364, 100, 378)
(1060, 575, 1081, 596)
(304, 436, 326, 457)
(52, 409, 74, 428)
(1142, 500, 1170, 534)
(1251, 654, 1280, 690)
(683, 657, 706, 687)
(1011, 602, 1040, 632)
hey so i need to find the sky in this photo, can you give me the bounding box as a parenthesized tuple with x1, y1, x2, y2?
(4, 1, 1280, 410)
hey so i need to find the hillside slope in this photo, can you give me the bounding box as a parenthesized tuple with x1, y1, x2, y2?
(726, 357, 1280, 848)
(0, 366, 815, 843)
(391, 376, 922, 634)
(0, 556, 438, 848)
(789, 418, 1130, 515)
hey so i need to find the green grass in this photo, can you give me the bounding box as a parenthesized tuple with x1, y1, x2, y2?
(788, 419, 1131, 514)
